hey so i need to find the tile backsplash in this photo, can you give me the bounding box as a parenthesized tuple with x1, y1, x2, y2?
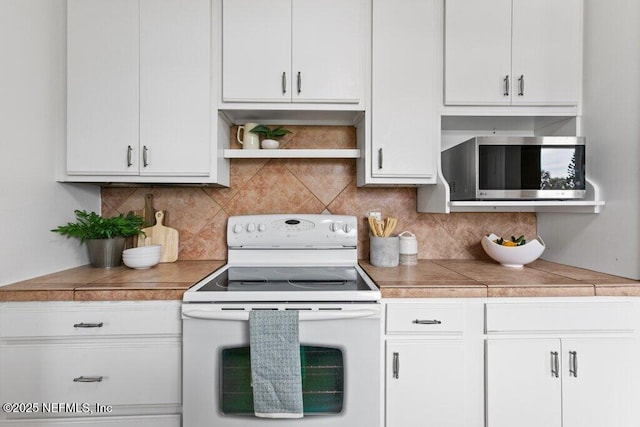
(102, 126, 536, 260)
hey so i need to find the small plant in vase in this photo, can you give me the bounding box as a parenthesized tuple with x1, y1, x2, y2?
(52, 210, 145, 268)
(249, 125, 292, 149)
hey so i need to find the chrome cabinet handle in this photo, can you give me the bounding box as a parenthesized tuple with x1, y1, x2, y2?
(73, 376, 103, 383)
(518, 75, 524, 96)
(282, 72, 287, 95)
(127, 145, 133, 167)
(413, 319, 442, 325)
(378, 148, 383, 169)
(297, 72, 301, 94)
(73, 322, 103, 328)
(504, 75, 510, 96)
(569, 351, 578, 377)
(143, 145, 149, 167)
(392, 352, 399, 379)
(550, 351, 559, 378)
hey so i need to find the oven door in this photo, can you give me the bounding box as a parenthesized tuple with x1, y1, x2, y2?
(182, 303, 382, 427)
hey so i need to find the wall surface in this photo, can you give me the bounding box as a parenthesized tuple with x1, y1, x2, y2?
(0, 1, 100, 286)
(538, 0, 640, 279)
(103, 126, 536, 261)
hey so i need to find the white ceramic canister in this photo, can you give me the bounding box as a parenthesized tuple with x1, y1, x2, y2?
(398, 231, 418, 265)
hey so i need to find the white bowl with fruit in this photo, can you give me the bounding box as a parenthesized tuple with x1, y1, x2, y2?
(481, 233, 545, 268)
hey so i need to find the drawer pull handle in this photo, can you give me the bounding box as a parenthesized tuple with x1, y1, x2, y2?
(412, 319, 442, 325)
(392, 352, 399, 379)
(550, 351, 559, 378)
(73, 376, 103, 383)
(569, 351, 578, 377)
(73, 322, 103, 328)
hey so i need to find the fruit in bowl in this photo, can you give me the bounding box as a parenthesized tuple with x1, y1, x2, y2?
(481, 233, 545, 268)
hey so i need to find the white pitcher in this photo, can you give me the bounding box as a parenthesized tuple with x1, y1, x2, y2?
(236, 122, 260, 149)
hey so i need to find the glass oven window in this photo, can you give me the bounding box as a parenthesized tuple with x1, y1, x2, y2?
(221, 346, 344, 416)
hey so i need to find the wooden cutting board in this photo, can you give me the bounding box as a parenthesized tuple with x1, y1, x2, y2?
(138, 211, 178, 262)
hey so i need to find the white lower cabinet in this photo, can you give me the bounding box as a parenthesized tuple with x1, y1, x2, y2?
(0, 301, 181, 426)
(487, 337, 634, 427)
(486, 299, 638, 427)
(383, 300, 485, 427)
(386, 340, 465, 426)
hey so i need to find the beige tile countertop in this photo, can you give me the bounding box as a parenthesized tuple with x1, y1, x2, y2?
(2, 259, 638, 302)
(360, 259, 640, 298)
(0, 260, 224, 302)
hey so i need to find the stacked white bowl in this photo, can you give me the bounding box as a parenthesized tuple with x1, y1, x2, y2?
(122, 245, 162, 269)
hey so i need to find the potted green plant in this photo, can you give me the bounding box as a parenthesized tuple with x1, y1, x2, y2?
(52, 210, 145, 268)
(249, 125, 292, 149)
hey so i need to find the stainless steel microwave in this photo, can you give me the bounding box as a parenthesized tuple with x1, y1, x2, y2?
(442, 136, 586, 200)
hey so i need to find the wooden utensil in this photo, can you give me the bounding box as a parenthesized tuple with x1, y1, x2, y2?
(138, 211, 179, 262)
(384, 217, 398, 236)
(368, 216, 380, 237)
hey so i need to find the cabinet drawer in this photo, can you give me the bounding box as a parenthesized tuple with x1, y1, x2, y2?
(0, 301, 181, 339)
(0, 340, 181, 406)
(386, 303, 464, 334)
(0, 415, 180, 427)
(486, 301, 634, 333)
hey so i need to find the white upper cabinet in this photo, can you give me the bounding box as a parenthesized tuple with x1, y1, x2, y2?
(66, 0, 225, 184)
(222, 0, 291, 103)
(444, 0, 512, 106)
(139, 0, 211, 177)
(444, 0, 582, 106)
(510, 0, 582, 106)
(67, 0, 140, 175)
(359, 0, 438, 185)
(221, 0, 363, 105)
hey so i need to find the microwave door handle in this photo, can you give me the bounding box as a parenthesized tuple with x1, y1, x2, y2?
(182, 309, 379, 322)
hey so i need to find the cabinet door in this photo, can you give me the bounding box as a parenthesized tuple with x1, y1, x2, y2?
(292, 0, 361, 103)
(486, 339, 562, 427)
(222, 0, 291, 102)
(139, 0, 211, 176)
(511, 0, 581, 105)
(371, 0, 437, 180)
(67, 0, 139, 175)
(444, 0, 512, 105)
(562, 338, 634, 427)
(386, 340, 465, 427)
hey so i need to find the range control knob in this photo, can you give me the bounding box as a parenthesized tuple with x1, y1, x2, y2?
(233, 224, 243, 234)
(330, 222, 341, 232)
(258, 223, 266, 232)
(246, 223, 256, 232)
(343, 223, 353, 233)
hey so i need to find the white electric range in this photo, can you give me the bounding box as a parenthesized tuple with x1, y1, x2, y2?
(182, 214, 382, 426)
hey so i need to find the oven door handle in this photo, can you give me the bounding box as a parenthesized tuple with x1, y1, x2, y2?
(182, 309, 379, 322)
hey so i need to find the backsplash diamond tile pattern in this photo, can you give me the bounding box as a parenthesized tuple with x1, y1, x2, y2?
(102, 126, 536, 261)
